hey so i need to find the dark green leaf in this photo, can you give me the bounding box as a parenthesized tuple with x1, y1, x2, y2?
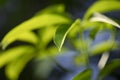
(72, 69, 92, 80)
(89, 26, 100, 40)
(54, 19, 80, 51)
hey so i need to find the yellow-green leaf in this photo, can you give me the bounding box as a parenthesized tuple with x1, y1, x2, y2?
(37, 26, 57, 48)
(72, 69, 92, 80)
(0, 46, 34, 68)
(90, 40, 117, 55)
(1, 14, 70, 49)
(1, 31, 38, 49)
(84, 1, 120, 20)
(35, 4, 65, 15)
(5, 51, 35, 80)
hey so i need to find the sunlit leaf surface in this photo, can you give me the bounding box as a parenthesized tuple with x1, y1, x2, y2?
(84, 1, 120, 20)
(90, 40, 117, 55)
(5, 51, 35, 80)
(0, 46, 34, 67)
(90, 13, 120, 28)
(72, 69, 92, 80)
(1, 14, 70, 49)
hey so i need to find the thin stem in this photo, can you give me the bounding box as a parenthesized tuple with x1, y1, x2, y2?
(79, 30, 90, 68)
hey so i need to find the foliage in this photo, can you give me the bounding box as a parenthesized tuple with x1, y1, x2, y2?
(0, 0, 120, 80)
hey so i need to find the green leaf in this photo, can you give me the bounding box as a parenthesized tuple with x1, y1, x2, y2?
(1, 31, 38, 50)
(74, 54, 88, 66)
(90, 12, 120, 28)
(37, 26, 57, 48)
(0, 46, 34, 68)
(72, 69, 92, 80)
(89, 26, 101, 40)
(54, 19, 80, 51)
(90, 40, 117, 55)
(36, 46, 59, 60)
(1, 14, 71, 49)
(84, 1, 120, 20)
(35, 4, 65, 15)
(5, 50, 35, 80)
(97, 59, 120, 80)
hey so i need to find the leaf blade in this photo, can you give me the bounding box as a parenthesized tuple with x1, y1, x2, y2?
(0, 46, 34, 68)
(2, 31, 38, 49)
(84, 1, 120, 20)
(90, 13, 120, 28)
(54, 19, 80, 51)
(5, 51, 34, 80)
(1, 14, 71, 48)
(72, 69, 92, 80)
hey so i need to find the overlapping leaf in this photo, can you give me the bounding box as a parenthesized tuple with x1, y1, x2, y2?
(90, 13, 120, 28)
(72, 69, 92, 80)
(89, 40, 117, 55)
(5, 51, 35, 80)
(37, 26, 57, 48)
(1, 31, 38, 50)
(1, 14, 71, 49)
(84, 1, 120, 20)
(54, 19, 80, 51)
(0, 46, 34, 68)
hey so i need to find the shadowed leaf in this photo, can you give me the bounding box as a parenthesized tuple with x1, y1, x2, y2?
(72, 69, 92, 80)
(54, 19, 80, 51)
(97, 59, 120, 80)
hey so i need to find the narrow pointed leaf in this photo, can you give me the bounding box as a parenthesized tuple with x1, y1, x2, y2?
(72, 69, 92, 80)
(5, 51, 35, 80)
(1, 14, 70, 49)
(38, 26, 57, 48)
(0, 46, 34, 68)
(54, 19, 80, 51)
(90, 13, 120, 28)
(84, 1, 120, 20)
(2, 31, 38, 49)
